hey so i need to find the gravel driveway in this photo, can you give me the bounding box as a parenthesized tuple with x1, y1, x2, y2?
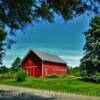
(0, 84, 99, 100)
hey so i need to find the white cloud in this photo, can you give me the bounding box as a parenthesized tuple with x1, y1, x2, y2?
(59, 55, 83, 67)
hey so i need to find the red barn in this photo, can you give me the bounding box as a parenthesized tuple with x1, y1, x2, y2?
(21, 50, 67, 77)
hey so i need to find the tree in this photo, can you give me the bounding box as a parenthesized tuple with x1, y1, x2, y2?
(80, 16, 100, 82)
(11, 57, 21, 72)
(1, 0, 100, 64)
(0, 66, 9, 73)
(69, 67, 81, 77)
(0, 25, 7, 64)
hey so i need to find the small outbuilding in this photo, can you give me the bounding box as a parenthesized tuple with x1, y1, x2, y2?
(21, 50, 67, 77)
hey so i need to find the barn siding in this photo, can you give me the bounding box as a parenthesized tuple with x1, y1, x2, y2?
(22, 52, 42, 77)
(43, 61, 67, 77)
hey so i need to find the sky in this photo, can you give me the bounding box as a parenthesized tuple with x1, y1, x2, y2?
(3, 14, 91, 67)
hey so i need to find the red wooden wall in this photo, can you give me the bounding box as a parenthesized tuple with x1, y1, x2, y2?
(43, 61, 67, 77)
(22, 52, 42, 77)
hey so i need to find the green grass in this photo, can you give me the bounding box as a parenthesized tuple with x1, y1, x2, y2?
(0, 76, 100, 97)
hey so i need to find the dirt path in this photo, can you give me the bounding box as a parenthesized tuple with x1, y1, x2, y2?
(0, 84, 99, 100)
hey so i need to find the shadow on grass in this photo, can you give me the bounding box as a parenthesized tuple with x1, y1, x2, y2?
(78, 78, 100, 84)
(0, 90, 55, 100)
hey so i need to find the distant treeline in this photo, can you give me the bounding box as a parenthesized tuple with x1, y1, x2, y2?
(68, 67, 81, 77)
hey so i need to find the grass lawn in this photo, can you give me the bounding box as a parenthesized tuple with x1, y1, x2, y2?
(0, 76, 100, 97)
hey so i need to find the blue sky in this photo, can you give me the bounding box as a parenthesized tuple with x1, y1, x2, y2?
(4, 14, 91, 67)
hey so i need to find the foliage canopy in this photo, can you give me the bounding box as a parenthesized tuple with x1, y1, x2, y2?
(81, 16, 100, 82)
(10, 57, 21, 72)
(1, 0, 100, 64)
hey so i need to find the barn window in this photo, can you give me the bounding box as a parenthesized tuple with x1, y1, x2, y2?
(28, 59, 32, 63)
(53, 68, 55, 71)
(62, 69, 64, 72)
(34, 66, 38, 67)
(44, 69, 48, 75)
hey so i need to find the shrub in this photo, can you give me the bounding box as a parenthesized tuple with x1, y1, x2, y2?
(45, 74, 59, 78)
(93, 72, 100, 83)
(0, 66, 9, 74)
(15, 70, 27, 82)
(69, 67, 81, 77)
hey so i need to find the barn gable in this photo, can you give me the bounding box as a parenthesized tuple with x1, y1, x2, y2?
(21, 50, 42, 65)
(22, 49, 66, 65)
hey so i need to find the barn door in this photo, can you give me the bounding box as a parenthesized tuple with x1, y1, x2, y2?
(27, 68, 33, 77)
(34, 66, 40, 77)
(31, 68, 34, 77)
(28, 66, 40, 77)
(28, 68, 31, 77)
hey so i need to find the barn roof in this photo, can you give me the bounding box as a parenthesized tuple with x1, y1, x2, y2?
(32, 50, 66, 64)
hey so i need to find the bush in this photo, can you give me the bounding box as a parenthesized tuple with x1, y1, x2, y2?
(0, 66, 9, 74)
(45, 74, 59, 78)
(69, 67, 81, 77)
(15, 70, 27, 82)
(93, 72, 100, 83)
(0, 73, 15, 80)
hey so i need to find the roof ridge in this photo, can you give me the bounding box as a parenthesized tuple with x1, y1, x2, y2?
(32, 49, 66, 64)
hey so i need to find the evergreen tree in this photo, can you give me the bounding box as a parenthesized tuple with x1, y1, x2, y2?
(11, 57, 21, 72)
(80, 16, 100, 82)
